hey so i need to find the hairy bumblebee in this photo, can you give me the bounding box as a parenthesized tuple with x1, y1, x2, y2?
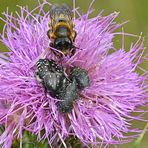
(47, 4, 77, 57)
(35, 59, 89, 113)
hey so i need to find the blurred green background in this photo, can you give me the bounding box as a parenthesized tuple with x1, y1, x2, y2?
(0, 0, 147, 148)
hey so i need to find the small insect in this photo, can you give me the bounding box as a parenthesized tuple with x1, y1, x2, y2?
(35, 59, 64, 94)
(35, 59, 78, 112)
(47, 4, 77, 57)
(56, 77, 79, 112)
(70, 67, 90, 90)
(35, 59, 89, 113)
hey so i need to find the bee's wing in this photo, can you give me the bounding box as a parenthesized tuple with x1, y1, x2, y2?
(50, 4, 73, 21)
(62, 4, 73, 18)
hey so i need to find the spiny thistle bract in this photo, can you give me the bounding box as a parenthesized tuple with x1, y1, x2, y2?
(0, 1, 147, 148)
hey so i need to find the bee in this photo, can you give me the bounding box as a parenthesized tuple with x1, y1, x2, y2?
(47, 4, 77, 57)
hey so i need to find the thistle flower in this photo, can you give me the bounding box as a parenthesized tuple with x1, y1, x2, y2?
(0, 1, 147, 147)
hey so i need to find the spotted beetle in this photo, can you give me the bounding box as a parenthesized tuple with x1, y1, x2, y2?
(35, 59, 89, 113)
(35, 59, 64, 94)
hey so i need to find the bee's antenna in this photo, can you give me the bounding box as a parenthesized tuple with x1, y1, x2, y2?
(72, 45, 83, 51)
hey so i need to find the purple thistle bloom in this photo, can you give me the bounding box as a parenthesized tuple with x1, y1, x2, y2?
(0, 1, 147, 147)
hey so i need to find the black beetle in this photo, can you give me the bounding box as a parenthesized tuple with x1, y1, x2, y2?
(35, 59, 89, 113)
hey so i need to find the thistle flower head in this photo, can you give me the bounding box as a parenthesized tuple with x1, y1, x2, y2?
(0, 1, 147, 147)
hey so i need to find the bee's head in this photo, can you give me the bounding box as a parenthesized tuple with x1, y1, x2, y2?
(54, 37, 72, 53)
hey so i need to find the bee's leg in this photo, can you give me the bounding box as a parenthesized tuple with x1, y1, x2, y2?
(49, 42, 54, 47)
(71, 46, 76, 57)
(49, 42, 58, 56)
(70, 30, 77, 57)
(47, 29, 52, 39)
(72, 30, 77, 42)
(49, 42, 63, 59)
